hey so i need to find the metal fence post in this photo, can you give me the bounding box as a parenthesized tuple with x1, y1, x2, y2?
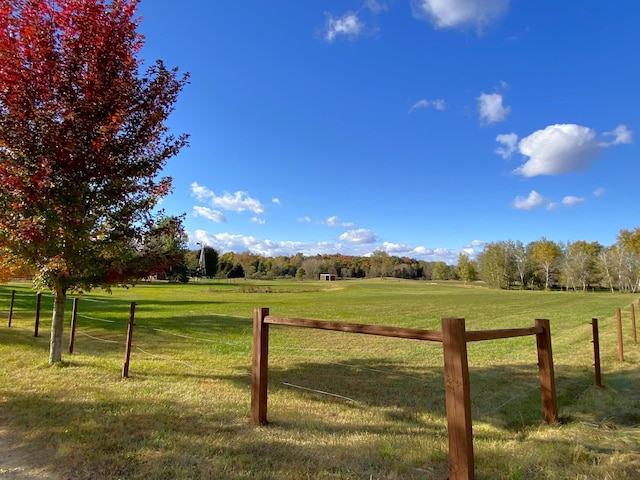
(69, 298, 79, 354)
(34, 292, 42, 337)
(122, 302, 137, 378)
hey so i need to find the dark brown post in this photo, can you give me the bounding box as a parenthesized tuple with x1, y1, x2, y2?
(8, 289, 15, 327)
(69, 298, 79, 354)
(122, 302, 137, 378)
(34, 292, 42, 337)
(535, 319, 558, 424)
(631, 303, 637, 345)
(616, 308, 624, 362)
(442, 318, 474, 480)
(251, 307, 270, 425)
(591, 319, 602, 387)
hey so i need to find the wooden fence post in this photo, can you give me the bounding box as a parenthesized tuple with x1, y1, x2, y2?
(442, 318, 474, 480)
(251, 307, 270, 425)
(8, 289, 15, 327)
(34, 292, 42, 337)
(69, 298, 78, 354)
(591, 319, 602, 387)
(535, 319, 558, 424)
(630, 303, 637, 346)
(616, 308, 624, 362)
(122, 302, 137, 378)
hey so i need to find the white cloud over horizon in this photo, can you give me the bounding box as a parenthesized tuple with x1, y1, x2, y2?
(496, 124, 633, 177)
(190, 230, 468, 264)
(411, 0, 510, 30)
(339, 228, 377, 244)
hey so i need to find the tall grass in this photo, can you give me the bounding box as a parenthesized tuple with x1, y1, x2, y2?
(1, 279, 639, 479)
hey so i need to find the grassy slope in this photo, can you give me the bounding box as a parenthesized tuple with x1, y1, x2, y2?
(0, 279, 639, 479)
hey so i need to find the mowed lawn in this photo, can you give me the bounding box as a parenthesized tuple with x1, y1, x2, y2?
(1, 279, 639, 479)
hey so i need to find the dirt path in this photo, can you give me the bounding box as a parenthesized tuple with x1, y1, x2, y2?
(0, 429, 57, 480)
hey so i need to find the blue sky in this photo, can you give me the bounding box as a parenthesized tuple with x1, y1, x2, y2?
(136, 0, 638, 264)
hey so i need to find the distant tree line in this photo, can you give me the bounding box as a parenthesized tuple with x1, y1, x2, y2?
(180, 227, 640, 293)
(473, 227, 640, 292)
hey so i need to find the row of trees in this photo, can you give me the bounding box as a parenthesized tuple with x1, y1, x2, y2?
(473, 229, 640, 292)
(183, 228, 640, 293)
(181, 249, 459, 283)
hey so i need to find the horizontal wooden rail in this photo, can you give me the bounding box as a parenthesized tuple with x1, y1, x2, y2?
(465, 325, 543, 342)
(265, 315, 444, 342)
(253, 309, 558, 480)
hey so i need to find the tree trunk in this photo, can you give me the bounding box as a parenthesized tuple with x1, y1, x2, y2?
(49, 282, 67, 365)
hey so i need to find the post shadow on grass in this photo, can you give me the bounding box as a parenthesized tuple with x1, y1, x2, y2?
(1, 364, 638, 480)
(219, 357, 640, 433)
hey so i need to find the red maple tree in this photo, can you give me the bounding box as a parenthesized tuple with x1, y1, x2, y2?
(0, 0, 189, 364)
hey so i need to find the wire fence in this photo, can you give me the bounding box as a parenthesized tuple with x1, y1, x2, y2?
(0, 288, 254, 381)
(0, 287, 448, 406)
(2, 287, 639, 409)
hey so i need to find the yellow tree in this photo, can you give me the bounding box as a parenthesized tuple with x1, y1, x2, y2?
(529, 238, 562, 290)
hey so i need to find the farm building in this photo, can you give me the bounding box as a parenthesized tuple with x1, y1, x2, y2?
(319, 273, 336, 281)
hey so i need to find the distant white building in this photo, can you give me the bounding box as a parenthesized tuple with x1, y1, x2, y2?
(319, 273, 336, 281)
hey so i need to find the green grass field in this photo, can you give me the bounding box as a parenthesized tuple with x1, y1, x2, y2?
(1, 279, 639, 479)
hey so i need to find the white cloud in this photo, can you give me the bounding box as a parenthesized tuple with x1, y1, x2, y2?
(382, 241, 411, 254)
(191, 182, 265, 214)
(513, 124, 601, 177)
(409, 98, 447, 112)
(193, 206, 226, 223)
(324, 12, 364, 42)
(603, 124, 633, 145)
(411, 0, 509, 30)
(477, 92, 510, 124)
(190, 182, 214, 202)
(190, 230, 469, 263)
(326, 216, 339, 227)
(513, 190, 548, 210)
(499, 124, 632, 177)
(325, 216, 355, 227)
(212, 191, 265, 214)
(297, 216, 311, 223)
(561, 196, 586, 207)
(364, 0, 388, 13)
(251, 217, 266, 225)
(272, 198, 281, 205)
(339, 228, 377, 244)
(593, 187, 606, 197)
(495, 132, 518, 159)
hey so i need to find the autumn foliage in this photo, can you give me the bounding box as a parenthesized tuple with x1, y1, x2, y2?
(0, 0, 188, 363)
